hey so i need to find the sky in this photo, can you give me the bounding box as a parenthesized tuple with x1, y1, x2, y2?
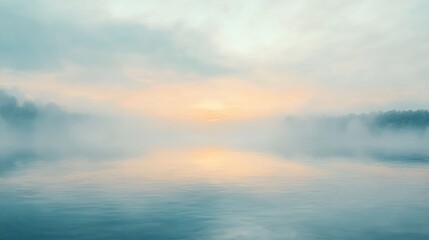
(0, 0, 428, 123)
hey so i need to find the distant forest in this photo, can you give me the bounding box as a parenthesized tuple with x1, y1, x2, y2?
(0, 90, 38, 129)
(369, 110, 429, 129)
(285, 110, 429, 131)
(0, 90, 75, 131)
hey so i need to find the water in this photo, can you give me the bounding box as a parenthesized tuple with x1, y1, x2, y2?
(1, 146, 429, 240)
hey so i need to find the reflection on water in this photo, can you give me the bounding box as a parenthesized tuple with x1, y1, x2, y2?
(4, 148, 319, 191)
(1, 147, 429, 240)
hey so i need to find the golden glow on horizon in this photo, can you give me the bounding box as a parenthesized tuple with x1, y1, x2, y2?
(122, 80, 311, 122)
(192, 99, 225, 121)
(0, 74, 312, 123)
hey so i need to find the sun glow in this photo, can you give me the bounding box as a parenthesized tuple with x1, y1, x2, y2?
(121, 80, 311, 123)
(193, 100, 225, 121)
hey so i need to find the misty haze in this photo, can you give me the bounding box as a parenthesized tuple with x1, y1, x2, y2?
(1, 1, 429, 240)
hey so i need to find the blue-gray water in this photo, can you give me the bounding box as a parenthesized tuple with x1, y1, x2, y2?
(1, 146, 429, 240)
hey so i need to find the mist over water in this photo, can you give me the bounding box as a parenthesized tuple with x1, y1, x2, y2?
(1, 93, 429, 240)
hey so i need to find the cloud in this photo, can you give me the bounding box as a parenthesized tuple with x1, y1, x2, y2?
(106, 0, 429, 72)
(0, 0, 226, 74)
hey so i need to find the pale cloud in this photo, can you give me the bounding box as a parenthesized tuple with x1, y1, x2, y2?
(106, 0, 429, 66)
(0, 0, 226, 74)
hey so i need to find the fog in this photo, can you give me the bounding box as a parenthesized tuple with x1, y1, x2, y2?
(0, 90, 150, 158)
(276, 112, 429, 160)
(1, 89, 428, 164)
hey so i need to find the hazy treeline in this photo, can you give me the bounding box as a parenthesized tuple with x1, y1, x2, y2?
(0, 89, 77, 130)
(0, 90, 145, 157)
(312, 110, 429, 131)
(279, 111, 429, 160)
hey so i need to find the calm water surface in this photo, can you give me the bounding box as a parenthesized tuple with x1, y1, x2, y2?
(1, 146, 429, 239)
